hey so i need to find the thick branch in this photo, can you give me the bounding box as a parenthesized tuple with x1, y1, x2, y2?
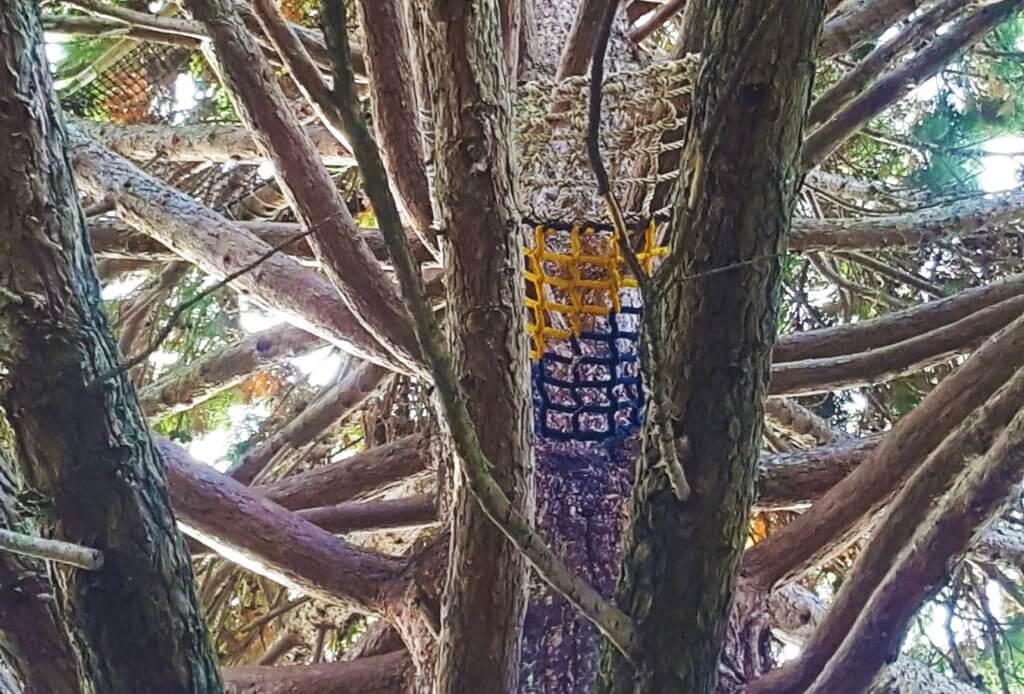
(557, 0, 619, 79)
(187, 0, 422, 374)
(804, 408, 1024, 694)
(297, 494, 436, 534)
(73, 118, 354, 167)
(228, 362, 391, 485)
(743, 312, 1024, 590)
(768, 294, 1024, 395)
(774, 271, 1024, 362)
(69, 132, 406, 371)
(158, 436, 401, 612)
(750, 365, 1024, 693)
(354, 0, 433, 236)
(804, 0, 1024, 168)
(789, 189, 1024, 252)
(756, 437, 877, 510)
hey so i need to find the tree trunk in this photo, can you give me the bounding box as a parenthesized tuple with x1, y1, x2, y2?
(600, 2, 824, 691)
(411, 2, 535, 692)
(0, 2, 221, 690)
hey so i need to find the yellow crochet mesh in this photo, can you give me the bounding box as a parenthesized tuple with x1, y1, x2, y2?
(524, 220, 667, 361)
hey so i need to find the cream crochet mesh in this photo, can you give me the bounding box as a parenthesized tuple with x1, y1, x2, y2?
(513, 56, 701, 224)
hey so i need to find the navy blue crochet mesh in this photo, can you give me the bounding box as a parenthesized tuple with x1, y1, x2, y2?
(531, 307, 645, 442)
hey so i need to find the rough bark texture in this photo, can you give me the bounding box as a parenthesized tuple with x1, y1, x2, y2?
(138, 323, 323, 420)
(0, 459, 78, 694)
(0, 3, 221, 690)
(743, 313, 1024, 590)
(755, 437, 877, 510)
(413, 2, 534, 692)
(222, 652, 413, 694)
(68, 133, 406, 371)
(601, 3, 824, 692)
(749, 365, 1024, 693)
(805, 408, 1024, 693)
(789, 189, 1024, 252)
(818, 0, 926, 58)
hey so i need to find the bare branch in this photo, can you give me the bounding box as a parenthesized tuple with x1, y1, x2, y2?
(775, 270, 1024, 362)
(138, 324, 324, 420)
(186, 0, 422, 374)
(743, 312, 1024, 590)
(157, 436, 402, 612)
(227, 362, 392, 485)
(803, 0, 1024, 168)
(768, 295, 1024, 395)
(68, 132, 406, 371)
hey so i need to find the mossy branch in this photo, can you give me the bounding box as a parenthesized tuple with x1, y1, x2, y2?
(319, 0, 640, 664)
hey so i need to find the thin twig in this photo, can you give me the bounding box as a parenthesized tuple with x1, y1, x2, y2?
(0, 528, 103, 571)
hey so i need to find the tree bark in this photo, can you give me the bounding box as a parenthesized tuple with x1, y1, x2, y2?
(804, 407, 1024, 693)
(69, 133, 407, 371)
(803, 0, 1024, 169)
(819, 0, 932, 58)
(743, 313, 1024, 590)
(749, 364, 1024, 693)
(227, 362, 391, 484)
(297, 494, 436, 534)
(157, 436, 401, 611)
(789, 189, 1024, 252)
(185, 0, 422, 374)
(601, 3, 824, 692)
(773, 270, 1024, 362)
(755, 437, 877, 510)
(138, 323, 323, 420)
(0, 458, 78, 694)
(355, 0, 434, 238)
(222, 652, 413, 694)
(768, 294, 1024, 395)
(255, 433, 431, 511)
(72, 118, 355, 166)
(0, 3, 221, 690)
(412, 2, 535, 692)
